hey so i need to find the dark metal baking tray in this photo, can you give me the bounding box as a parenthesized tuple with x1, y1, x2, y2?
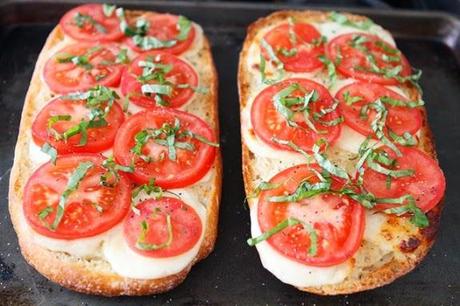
(1, 1, 459, 305)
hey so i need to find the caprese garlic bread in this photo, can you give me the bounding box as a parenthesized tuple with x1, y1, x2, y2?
(9, 3, 221, 296)
(239, 10, 446, 295)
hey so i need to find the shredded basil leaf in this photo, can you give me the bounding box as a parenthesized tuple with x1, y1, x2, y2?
(366, 156, 414, 178)
(272, 83, 322, 133)
(271, 137, 312, 161)
(247, 217, 318, 256)
(136, 215, 173, 250)
(116, 8, 148, 37)
(131, 119, 216, 162)
(102, 4, 116, 17)
(247, 217, 300, 246)
(311, 36, 327, 47)
(368, 99, 402, 156)
(176, 16, 192, 41)
(40, 143, 57, 165)
(259, 39, 285, 84)
(389, 130, 417, 146)
(269, 180, 331, 203)
(247, 181, 281, 199)
(132, 35, 177, 50)
(122, 94, 130, 113)
(396, 68, 423, 93)
(56, 86, 118, 145)
(318, 55, 337, 87)
(179, 130, 220, 147)
(343, 91, 362, 105)
(315, 116, 344, 127)
(312, 143, 349, 180)
(116, 48, 129, 64)
(329, 11, 373, 30)
(73, 12, 107, 33)
(100, 156, 134, 187)
(279, 47, 298, 57)
(381, 195, 429, 228)
(176, 83, 209, 94)
(50, 161, 93, 230)
(340, 188, 376, 209)
(375, 40, 400, 55)
(38, 206, 53, 220)
(141, 84, 173, 96)
(380, 96, 424, 108)
(382, 54, 401, 63)
(47, 115, 71, 139)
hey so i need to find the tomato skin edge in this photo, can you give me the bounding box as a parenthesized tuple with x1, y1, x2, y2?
(113, 109, 217, 189)
(23, 153, 132, 240)
(257, 164, 366, 267)
(59, 4, 124, 43)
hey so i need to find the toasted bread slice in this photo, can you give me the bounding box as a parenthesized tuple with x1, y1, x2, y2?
(238, 10, 443, 295)
(8, 9, 221, 296)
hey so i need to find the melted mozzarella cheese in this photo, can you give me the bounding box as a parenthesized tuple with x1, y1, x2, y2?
(103, 188, 206, 279)
(29, 140, 51, 166)
(335, 125, 376, 154)
(23, 187, 207, 279)
(314, 21, 396, 46)
(19, 210, 109, 258)
(249, 202, 351, 287)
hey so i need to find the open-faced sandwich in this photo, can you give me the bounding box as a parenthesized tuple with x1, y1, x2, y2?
(9, 3, 221, 296)
(239, 10, 446, 294)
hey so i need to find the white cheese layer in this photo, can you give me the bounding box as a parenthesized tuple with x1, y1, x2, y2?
(249, 202, 351, 287)
(314, 21, 396, 46)
(22, 187, 207, 279)
(102, 188, 207, 279)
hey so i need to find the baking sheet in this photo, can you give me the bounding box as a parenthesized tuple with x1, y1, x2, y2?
(0, 1, 459, 305)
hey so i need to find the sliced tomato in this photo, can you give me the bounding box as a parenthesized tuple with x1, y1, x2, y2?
(262, 22, 324, 72)
(124, 197, 202, 258)
(362, 146, 445, 212)
(126, 13, 195, 55)
(31, 96, 124, 154)
(23, 154, 131, 239)
(121, 52, 198, 109)
(251, 78, 341, 153)
(60, 4, 123, 42)
(258, 164, 365, 266)
(326, 33, 411, 85)
(336, 82, 422, 137)
(44, 43, 123, 94)
(113, 109, 217, 188)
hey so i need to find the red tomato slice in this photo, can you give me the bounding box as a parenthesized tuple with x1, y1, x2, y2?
(362, 146, 445, 212)
(262, 23, 324, 72)
(124, 197, 202, 258)
(31, 96, 124, 154)
(258, 164, 365, 266)
(60, 4, 123, 42)
(113, 109, 217, 188)
(44, 43, 123, 94)
(23, 154, 131, 239)
(126, 13, 196, 55)
(326, 33, 411, 85)
(336, 82, 422, 137)
(121, 52, 198, 109)
(251, 78, 341, 153)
